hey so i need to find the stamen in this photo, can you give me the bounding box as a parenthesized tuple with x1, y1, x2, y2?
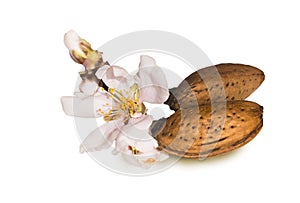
(128, 145, 141, 155)
(109, 88, 116, 94)
(97, 108, 105, 115)
(102, 83, 147, 122)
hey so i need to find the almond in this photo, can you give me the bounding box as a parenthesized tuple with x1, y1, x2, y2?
(165, 63, 265, 111)
(151, 100, 263, 159)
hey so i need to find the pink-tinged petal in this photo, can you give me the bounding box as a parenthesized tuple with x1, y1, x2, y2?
(117, 115, 154, 142)
(139, 55, 157, 68)
(60, 92, 112, 118)
(79, 80, 99, 96)
(126, 115, 153, 131)
(102, 66, 133, 90)
(122, 150, 143, 167)
(139, 86, 169, 104)
(135, 55, 169, 103)
(112, 134, 130, 155)
(134, 139, 169, 168)
(136, 135, 159, 151)
(64, 30, 87, 64)
(80, 120, 122, 153)
(64, 30, 81, 53)
(114, 134, 169, 168)
(113, 114, 168, 168)
(64, 30, 100, 69)
(95, 64, 110, 80)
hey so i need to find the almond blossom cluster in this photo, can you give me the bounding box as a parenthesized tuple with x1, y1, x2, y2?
(61, 30, 170, 168)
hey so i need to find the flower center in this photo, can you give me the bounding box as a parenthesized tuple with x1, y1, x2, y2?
(98, 83, 146, 123)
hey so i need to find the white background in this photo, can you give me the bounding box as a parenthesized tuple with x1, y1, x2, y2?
(1, 0, 299, 202)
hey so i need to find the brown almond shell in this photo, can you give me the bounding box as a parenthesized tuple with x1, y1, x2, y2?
(165, 63, 265, 111)
(151, 100, 263, 159)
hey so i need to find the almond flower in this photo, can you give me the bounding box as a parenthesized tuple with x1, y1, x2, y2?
(61, 55, 170, 167)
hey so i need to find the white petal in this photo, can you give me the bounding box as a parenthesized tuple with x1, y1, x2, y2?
(64, 30, 81, 53)
(135, 135, 158, 151)
(95, 64, 110, 80)
(134, 138, 169, 167)
(79, 80, 99, 96)
(122, 150, 143, 167)
(112, 134, 130, 155)
(116, 116, 153, 141)
(126, 115, 153, 130)
(139, 55, 157, 68)
(60, 92, 112, 118)
(101, 66, 133, 90)
(114, 134, 169, 168)
(139, 86, 169, 104)
(135, 55, 169, 103)
(80, 120, 122, 153)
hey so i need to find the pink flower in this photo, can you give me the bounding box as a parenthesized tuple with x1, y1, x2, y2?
(61, 55, 170, 167)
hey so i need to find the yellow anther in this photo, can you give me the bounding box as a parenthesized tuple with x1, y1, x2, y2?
(109, 88, 116, 94)
(128, 100, 133, 106)
(120, 104, 126, 110)
(128, 145, 141, 155)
